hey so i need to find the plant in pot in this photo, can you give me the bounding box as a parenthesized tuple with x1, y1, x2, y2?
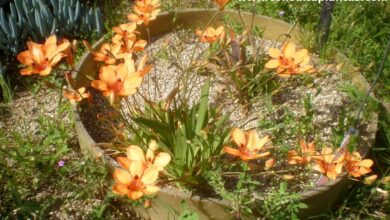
(15, 0, 379, 219)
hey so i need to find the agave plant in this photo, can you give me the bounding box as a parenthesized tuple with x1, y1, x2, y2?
(0, 0, 11, 7)
(14, 0, 57, 42)
(0, 0, 103, 55)
(50, 0, 103, 37)
(0, 4, 27, 55)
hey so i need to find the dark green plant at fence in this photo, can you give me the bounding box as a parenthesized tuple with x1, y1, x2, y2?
(0, 0, 103, 56)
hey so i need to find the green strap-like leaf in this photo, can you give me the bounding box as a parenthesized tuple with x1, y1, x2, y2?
(195, 79, 210, 134)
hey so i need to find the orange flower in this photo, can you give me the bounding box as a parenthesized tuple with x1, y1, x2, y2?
(288, 140, 317, 165)
(117, 142, 171, 172)
(265, 158, 276, 170)
(223, 128, 271, 161)
(92, 43, 122, 65)
(116, 38, 147, 56)
(312, 147, 344, 180)
(63, 87, 91, 103)
(125, 54, 152, 77)
(112, 22, 138, 44)
(91, 63, 143, 104)
(128, 0, 161, 26)
(17, 35, 69, 76)
(112, 163, 160, 200)
(344, 152, 373, 178)
(62, 38, 77, 67)
(265, 42, 315, 77)
(215, 0, 229, 9)
(196, 26, 225, 43)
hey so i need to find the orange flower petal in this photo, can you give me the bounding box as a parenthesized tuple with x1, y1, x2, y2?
(283, 42, 296, 59)
(91, 80, 108, 92)
(223, 146, 242, 157)
(141, 167, 159, 185)
(129, 161, 144, 179)
(265, 59, 280, 69)
(112, 183, 129, 195)
(119, 75, 142, 96)
(50, 54, 64, 66)
(20, 67, 34, 75)
(312, 163, 325, 174)
(117, 156, 131, 170)
(128, 14, 140, 22)
(153, 152, 171, 170)
(45, 35, 57, 46)
(116, 63, 129, 82)
(265, 158, 275, 170)
(144, 185, 160, 195)
(17, 51, 34, 65)
(39, 67, 52, 76)
(113, 168, 132, 185)
(268, 48, 281, 58)
(100, 65, 117, 86)
(231, 128, 246, 148)
(128, 191, 144, 200)
(246, 130, 260, 151)
(359, 159, 373, 168)
(29, 42, 45, 64)
(127, 145, 146, 162)
(292, 49, 308, 64)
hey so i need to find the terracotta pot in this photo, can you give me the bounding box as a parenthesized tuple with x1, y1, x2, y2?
(72, 9, 378, 219)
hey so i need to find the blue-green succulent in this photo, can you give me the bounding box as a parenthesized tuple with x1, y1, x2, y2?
(0, 0, 104, 56)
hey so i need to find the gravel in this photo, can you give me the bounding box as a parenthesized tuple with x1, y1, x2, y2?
(122, 30, 352, 146)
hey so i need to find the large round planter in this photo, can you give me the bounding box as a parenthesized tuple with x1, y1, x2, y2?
(72, 9, 378, 219)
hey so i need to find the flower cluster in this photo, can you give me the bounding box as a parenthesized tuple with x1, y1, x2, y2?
(288, 140, 374, 180)
(128, 0, 161, 26)
(265, 42, 316, 77)
(196, 26, 225, 44)
(113, 141, 171, 200)
(90, 0, 158, 105)
(16, 0, 160, 104)
(223, 128, 271, 161)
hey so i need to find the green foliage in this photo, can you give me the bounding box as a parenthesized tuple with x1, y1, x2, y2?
(204, 163, 261, 218)
(0, 102, 127, 219)
(178, 200, 199, 220)
(130, 80, 231, 179)
(0, 0, 104, 56)
(0, 64, 12, 103)
(260, 182, 308, 220)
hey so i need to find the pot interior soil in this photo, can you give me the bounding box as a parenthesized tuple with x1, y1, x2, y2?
(77, 29, 374, 198)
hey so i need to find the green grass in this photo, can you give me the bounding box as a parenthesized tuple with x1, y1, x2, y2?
(0, 64, 13, 103)
(0, 102, 138, 219)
